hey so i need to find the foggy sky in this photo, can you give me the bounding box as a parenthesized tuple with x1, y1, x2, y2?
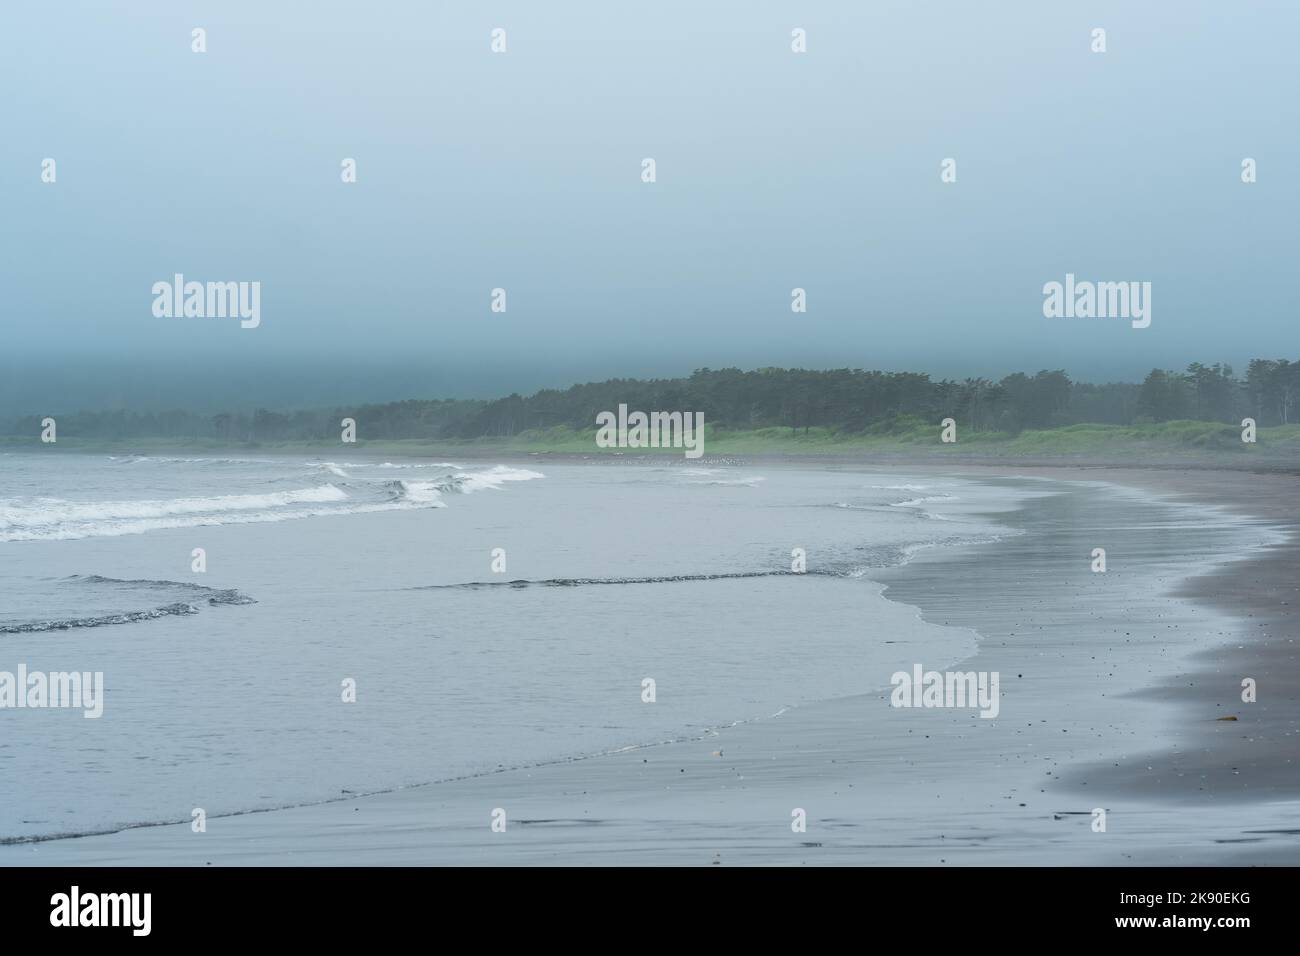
(2, 1, 1297, 414)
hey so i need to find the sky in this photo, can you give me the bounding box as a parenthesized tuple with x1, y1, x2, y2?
(2, 1, 1297, 413)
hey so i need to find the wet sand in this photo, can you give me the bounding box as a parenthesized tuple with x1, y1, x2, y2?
(958, 467, 1300, 824)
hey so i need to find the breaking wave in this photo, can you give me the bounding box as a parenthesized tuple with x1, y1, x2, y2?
(441, 465, 547, 492)
(386, 480, 446, 505)
(0, 486, 350, 542)
(0, 465, 543, 542)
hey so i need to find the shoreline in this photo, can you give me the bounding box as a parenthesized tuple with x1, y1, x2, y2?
(955, 466, 1300, 807)
(5, 464, 1296, 865)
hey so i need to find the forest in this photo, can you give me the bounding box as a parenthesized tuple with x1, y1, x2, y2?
(7, 360, 1298, 443)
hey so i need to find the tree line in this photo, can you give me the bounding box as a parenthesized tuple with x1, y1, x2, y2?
(8, 360, 1299, 442)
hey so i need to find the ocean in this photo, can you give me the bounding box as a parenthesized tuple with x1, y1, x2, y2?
(0, 452, 1027, 842)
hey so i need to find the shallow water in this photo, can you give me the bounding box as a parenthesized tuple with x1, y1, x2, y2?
(1, 452, 1024, 841)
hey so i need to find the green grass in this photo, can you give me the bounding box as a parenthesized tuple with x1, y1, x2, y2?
(6, 420, 1300, 462)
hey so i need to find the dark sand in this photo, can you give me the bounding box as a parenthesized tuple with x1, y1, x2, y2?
(956, 466, 1300, 805)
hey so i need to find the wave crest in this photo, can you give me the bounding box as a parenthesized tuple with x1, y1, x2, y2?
(0, 576, 256, 634)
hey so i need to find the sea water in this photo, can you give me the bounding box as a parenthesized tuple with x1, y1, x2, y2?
(0, 452, 1023, 841)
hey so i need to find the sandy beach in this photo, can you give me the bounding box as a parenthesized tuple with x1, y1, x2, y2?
(2, 460, 1296, 866)
(974, 465, 1300, 864)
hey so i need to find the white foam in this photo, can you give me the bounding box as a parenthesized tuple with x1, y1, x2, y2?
(374, 461, 463, 470)
(0, 486, 354, 542)
(446, 466, 545, 494)
(394, 480, 444, 504)
(890, 494, 958, 508)
(0, 486, 346, 528)
(0, 464, 545, 541)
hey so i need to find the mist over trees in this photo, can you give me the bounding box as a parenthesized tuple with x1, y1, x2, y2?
(8, 361, 1298, 443)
